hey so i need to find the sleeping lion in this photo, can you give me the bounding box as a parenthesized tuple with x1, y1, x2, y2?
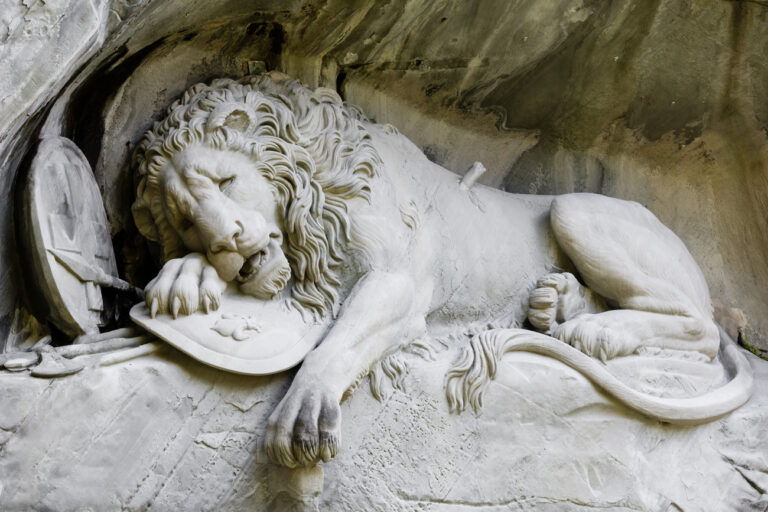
(131, 72, 752, 468)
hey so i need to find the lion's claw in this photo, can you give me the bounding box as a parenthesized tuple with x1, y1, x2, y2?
(266, 384, 341, 468)
(528, 272, 583, 334)
(201, 296, 211, 314)
(144, 253, 225, 318)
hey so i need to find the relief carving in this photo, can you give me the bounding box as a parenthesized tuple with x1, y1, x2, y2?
(128, 72, 753, 468)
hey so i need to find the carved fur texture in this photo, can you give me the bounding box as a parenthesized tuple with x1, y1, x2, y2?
(445, 327, 753, 425)
(132, 73, 381, 315)
(131, 73, 753, 467)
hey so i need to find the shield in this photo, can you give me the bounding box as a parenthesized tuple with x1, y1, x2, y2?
(130, 286, 328, 375)
(19, 136, 118, 337)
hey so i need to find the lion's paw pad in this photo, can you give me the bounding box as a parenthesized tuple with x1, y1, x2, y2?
(528, 272, 584, 334)
(266, 385, 341, 468)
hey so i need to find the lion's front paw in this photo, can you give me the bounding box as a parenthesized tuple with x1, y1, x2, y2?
(266, 382, 341, 468)
(528, 272, 585, 334)
(554, 314, 636, 362)
(145, 253, 226, 318)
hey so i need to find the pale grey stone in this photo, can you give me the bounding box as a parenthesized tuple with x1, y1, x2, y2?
(0, 0, 766, 351)
(18, 136, 118, 337)
(0, 346, 765, 510)
(0, 1, 766, 511)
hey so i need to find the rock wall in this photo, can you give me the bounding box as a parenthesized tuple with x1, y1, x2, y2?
(275, 0, 768, 349)
(1, 2, 767, 510)
(1, 0, 766, 350)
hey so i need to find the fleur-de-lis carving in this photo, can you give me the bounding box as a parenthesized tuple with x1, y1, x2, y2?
(212, 313, 262, 341)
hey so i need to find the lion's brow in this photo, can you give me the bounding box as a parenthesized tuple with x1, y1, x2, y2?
(164, 180, 193, 216)
(182, 164, 219, 182)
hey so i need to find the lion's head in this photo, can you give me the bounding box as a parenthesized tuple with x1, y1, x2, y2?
(131, 73, 382, 316)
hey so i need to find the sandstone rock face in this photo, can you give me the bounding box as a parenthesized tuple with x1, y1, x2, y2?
(0, 347, 767, 511)
(1, 1, 767, 511)
(1, 0, 766, 351)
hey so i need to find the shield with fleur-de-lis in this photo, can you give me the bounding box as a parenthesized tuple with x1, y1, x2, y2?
(130, 284, 328, 375)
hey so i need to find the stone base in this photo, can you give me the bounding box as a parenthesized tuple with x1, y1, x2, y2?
(0, 344, 766, 511)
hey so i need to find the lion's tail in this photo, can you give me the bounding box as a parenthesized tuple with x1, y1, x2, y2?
(444, 327, 753, 425)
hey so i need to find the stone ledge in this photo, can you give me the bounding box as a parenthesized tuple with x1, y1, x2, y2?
(0, 344, 765, 511)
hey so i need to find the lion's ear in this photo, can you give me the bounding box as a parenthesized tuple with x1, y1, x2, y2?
(206, 103, 257, 136)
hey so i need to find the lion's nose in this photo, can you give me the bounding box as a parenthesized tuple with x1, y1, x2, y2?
(208, 220, 243, 254)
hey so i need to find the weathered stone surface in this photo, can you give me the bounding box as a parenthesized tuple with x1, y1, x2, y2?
(0, 346, 766, 511)
(1, 0, 765, 350)
(0, 0, 105, 345)
(0, 0, 101, 142)
(0, 2, 767, 510)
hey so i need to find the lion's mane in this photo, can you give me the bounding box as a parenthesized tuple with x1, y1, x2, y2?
(132, 73, 382, 316)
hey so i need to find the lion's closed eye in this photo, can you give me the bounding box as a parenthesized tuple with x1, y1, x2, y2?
(219, 176, 235, 192)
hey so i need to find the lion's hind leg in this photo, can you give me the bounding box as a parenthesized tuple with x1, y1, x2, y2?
(545, 193, 719, 360)
(554, 310, 718, 361)
(528, 271, 608, 335)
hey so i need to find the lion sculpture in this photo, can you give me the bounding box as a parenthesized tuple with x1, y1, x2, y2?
(132, 72, 753, 468)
